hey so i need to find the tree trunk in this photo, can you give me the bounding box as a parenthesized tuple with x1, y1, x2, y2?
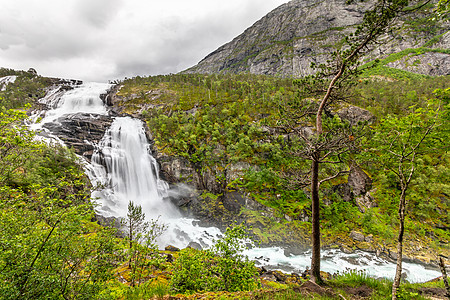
(310, 157, 322, 284)
(392, 190, 407, 300)
(439, 257, 450, 299)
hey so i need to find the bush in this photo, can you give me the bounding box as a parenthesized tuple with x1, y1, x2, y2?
(170, 224, 260, 294)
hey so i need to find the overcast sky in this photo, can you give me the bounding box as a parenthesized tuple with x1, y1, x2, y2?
(0, 0, 288, 82)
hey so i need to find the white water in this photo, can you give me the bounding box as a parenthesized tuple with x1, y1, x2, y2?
(0, 75, 17, 91)
(244, 247, 440, 283)
(88, 116, 224, 249)
(32, 82, 109, 129)
(31, 82, 441, 283)
(90, 117, 174, 217)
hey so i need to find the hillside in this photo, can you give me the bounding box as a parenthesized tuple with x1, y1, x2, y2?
(186, 0, 450, 77)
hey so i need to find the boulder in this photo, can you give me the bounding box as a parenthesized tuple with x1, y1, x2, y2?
(187, 241, 203, 250)
(350, 231, 365, 242)
(165, 245, 180, 252)
(337, 105, 375, 125)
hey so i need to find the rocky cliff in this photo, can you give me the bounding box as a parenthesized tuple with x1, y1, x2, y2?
(186, 0, 449, 77)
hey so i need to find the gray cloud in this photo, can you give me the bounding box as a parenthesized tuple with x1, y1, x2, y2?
(0, 0, 288, 82)
(74, 0, 123, 29)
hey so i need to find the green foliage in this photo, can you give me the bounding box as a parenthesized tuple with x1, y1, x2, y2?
(0, 68, 53, 109)
(0, 180, 120, 300)
(0, 103, 121, 299)
(170, 224, 260, 293)
(125, 201, 167, 287)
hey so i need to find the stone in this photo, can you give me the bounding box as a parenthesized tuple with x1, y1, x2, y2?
(222, 191, 246, 213)
(348, 164, 372, 196)
(337, 105, 375, 125)
(350, 230, 365, 242)
(227, 162, 251, 182)
(166, 254, 174, 263)
(355, 192, 378, 213)
(387, 52, 450, 76)
(165, 245, 180, 252)
(365, 234, 374, 243)
(332, 183, 353, 202)
(27, 68, 38, 75)
(283, 245, 307, 256)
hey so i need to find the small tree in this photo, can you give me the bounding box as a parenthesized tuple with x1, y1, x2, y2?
(125, 201, 166, 287)
(367, 100, 443, 299)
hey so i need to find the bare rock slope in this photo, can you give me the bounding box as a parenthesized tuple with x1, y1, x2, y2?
(186, 0, 449, 77)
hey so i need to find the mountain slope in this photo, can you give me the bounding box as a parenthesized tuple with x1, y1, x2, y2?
(186, 0, 449, 77)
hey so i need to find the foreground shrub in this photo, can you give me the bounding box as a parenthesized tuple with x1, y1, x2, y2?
(170, 224, 260, 293)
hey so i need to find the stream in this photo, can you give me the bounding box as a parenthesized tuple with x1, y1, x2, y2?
(31, 81, 441, 283)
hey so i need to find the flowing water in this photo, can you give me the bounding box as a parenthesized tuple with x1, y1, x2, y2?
(0, 75, 17, 91)
(31, 82, 441, 283)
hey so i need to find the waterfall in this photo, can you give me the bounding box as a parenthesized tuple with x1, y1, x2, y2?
(29, 81, 441, 283)
(35, 82, 108, 127)
(90, 117, 176, 219)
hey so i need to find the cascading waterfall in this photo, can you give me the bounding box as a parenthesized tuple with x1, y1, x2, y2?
(30, 82, 441, 283)
(90, 117, 175, 218)
(88, 116, 223, 249)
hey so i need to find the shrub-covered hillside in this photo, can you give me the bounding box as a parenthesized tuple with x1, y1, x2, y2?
(111, 72, 449, 261)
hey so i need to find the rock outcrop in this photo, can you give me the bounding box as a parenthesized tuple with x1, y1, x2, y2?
(186, 0, 449, 77)
(43, 113, 113, 160)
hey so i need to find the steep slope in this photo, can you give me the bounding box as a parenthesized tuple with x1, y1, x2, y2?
(186, 0, 449, 77)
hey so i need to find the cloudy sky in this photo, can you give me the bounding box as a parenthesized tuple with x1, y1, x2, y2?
(0, 0, 288, 82)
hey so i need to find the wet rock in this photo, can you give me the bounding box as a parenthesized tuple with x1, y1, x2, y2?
(159, 156, 195, 184)
(222, 191, 246, 213)
(272, 270, 287, 282)
(187, 241, 202, 250)
(261, 273, 277, 282)
(283, 245, 308, 256)
(42, 113, 113, 160)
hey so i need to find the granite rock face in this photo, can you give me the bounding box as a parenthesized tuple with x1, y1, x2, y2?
(186, 0, 449, 77)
